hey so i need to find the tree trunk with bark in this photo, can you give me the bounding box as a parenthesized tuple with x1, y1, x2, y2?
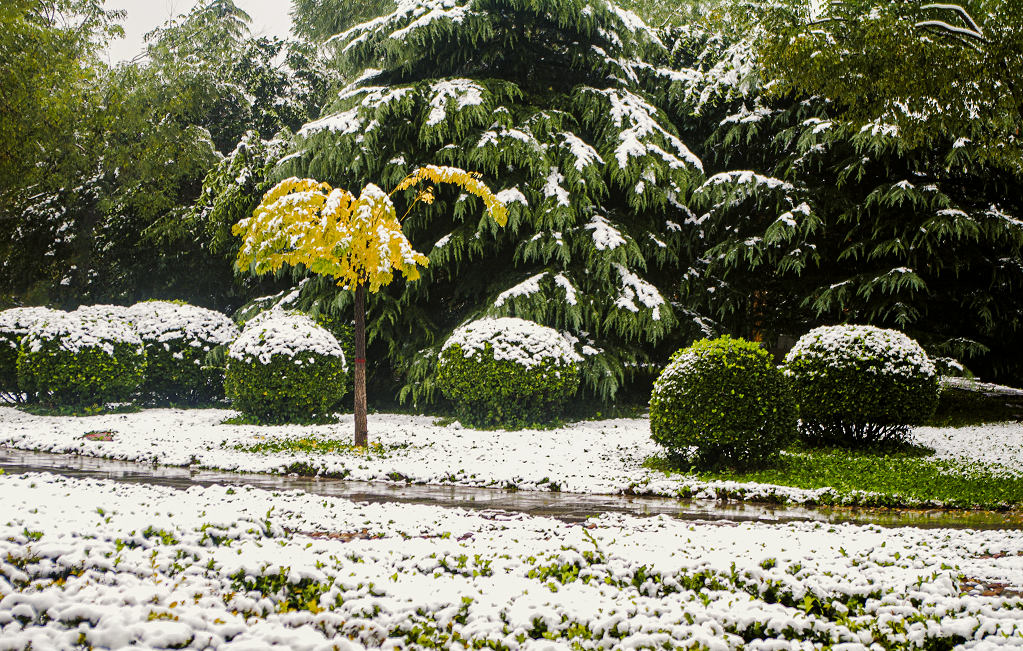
(353, 282, 368, 447)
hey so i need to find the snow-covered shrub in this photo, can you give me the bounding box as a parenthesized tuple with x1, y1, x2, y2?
(437, 318, 581, 428)
(225, 312, 348, 423)
(649, 336, 797, 469)
(74, 304, 135, 327)
(784, 325, 939, 445)
(128, 301, 240, 403)
(0, 307, 61, 395)
(16, 310, 146, 406)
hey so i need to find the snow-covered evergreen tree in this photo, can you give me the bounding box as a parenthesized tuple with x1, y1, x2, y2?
(669, 20, 1023, 382)
(280, 0, 708, 402)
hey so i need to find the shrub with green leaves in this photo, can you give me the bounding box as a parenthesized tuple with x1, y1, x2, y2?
(437, 318, 582, 428)
(17, 309, 146, 407)
(784, 325, 940, 445)
(225, 312, 348, 423)
(128, 301, 240, 404)
(649, 336, 797, 469)
(0, 307, 60, 396)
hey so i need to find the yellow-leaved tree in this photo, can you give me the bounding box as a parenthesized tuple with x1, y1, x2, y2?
(234, 165, 508, 445)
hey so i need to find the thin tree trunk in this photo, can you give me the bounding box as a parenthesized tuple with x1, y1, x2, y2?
(353, 282, 368, 447)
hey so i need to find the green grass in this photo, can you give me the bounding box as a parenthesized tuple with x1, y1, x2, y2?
(228, 436, 412, 457)
(646, 444, 1023, 510)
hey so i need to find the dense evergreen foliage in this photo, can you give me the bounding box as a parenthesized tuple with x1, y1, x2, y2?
(2, 0, 1021, 401)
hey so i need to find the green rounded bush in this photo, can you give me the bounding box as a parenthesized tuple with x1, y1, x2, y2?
(437, 317, 581, 428)
(0, 307, 60, 395)
(129, 300, 240, 404)
(784, 324, 939, 445)
(649, 336, 797, 469)
(225, 312, 348, 423)
(17, 309, 146, 406)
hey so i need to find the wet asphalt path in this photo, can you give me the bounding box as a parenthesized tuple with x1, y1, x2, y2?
(2, 447, 1020, 529)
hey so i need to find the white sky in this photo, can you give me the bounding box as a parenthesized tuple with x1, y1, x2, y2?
(102, 0, 294, 62)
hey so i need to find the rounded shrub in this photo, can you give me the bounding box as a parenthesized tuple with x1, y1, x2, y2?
(437, 317, 581, 428)
(225, 312, 348, 423)
(0, 307, 61, 395)
(784, 324, 939, 445)
(128, 300, 240, 404)
(17, 310, 146, 406)
(649, 336, 797, 469)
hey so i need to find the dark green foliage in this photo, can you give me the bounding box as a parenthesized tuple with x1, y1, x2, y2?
(437, 344, 580, 428)
(139, 344, 225, 406)
(754, 0, 1023, 171)
(312, 312, 355, 398)
(17, 340, 145, 408)
(649, 336, 796, 469)
(784, 325, 940, 446)
(672, 9, 1023, 385)
(0, 341, 18, 395)
(225, 354, 348, 424)
(130, 301, 240, 404)
(929, 382, 1023, 429)
(283, 0, 703, 404)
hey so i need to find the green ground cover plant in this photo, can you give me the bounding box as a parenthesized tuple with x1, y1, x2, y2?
(647, 444, 1023, 510)
(228, 436, 412, 457)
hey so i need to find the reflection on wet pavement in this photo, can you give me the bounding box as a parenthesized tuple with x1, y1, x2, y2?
(2, 447, 1020, 529)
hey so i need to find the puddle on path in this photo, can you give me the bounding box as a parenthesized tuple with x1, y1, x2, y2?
(2, 447, 1020, 529)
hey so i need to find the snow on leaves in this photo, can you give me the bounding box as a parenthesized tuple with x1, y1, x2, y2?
(443, 317, 582, 368)
(229, 311, 346, 365)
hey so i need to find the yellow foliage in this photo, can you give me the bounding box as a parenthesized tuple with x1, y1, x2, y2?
(233, 167, 507, 292)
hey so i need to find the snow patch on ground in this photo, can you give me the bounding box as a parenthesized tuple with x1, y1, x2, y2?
(0, 473, 1021, 650)
(2, 408, 1020, 502)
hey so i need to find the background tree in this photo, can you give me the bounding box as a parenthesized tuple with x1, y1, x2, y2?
(283, 0, 708, 404)
(235, 168, 506, 444)
(663, 1, 1023, 383)
(753, 0, 1023, 171)
(0, 0, 123, 200)
(290, 0, 396, 43)
(0, 0, 332, 309)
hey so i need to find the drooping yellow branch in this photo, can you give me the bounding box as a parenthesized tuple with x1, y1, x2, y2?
(233, 167, 507, 293)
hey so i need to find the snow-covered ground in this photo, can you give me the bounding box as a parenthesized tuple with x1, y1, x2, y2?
(0, 407, 1021, 506)
(1, 472, 1021, 650)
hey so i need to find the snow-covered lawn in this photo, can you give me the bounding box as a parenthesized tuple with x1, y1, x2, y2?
(1, 407, 1021, 506)
(1, 472, 1021, 650)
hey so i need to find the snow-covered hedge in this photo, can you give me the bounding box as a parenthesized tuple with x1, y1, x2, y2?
(225, 312, 348, 423)
(650, 336, 797, 469)
(437, 317, 581, 427)
(74, 304, 135, 327)
(784, 325, 939, 445)
(128, 301, 240, 404)
(0, 307, 61, 394)
(17, 310, 146, 406)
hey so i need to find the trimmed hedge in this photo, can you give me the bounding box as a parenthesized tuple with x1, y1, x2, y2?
(0, 307, 60, 395)
(225, 312, 348, 423)
(437, 318, 581, 428)
(649, 336, 797, 469)
(129, 300, 240, 404)
(17, 310, 146, 407)
(784, 324, 940, 445)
